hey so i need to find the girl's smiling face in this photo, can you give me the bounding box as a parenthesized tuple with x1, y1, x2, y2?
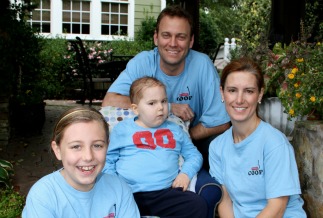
(221, 71, 264, 123)
(51, 121, 108, 192)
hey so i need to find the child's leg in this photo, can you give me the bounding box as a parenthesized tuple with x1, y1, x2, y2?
(134, 187, 207, 218)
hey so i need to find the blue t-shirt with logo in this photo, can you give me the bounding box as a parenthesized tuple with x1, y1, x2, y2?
(108, 47, 230, 128)
(209, 121, 306, 217)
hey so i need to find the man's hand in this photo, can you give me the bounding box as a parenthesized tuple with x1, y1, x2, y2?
(171, 103, 194, 121)
(172, 173, 190, 191)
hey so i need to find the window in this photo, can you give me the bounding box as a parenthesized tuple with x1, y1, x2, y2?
(62, 0, 90, 34)
(27, 0, 51, 33)
(101, 1, 128, 36)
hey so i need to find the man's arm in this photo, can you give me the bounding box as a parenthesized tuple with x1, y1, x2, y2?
(102, 92, 131, 108)
(189, 122, 230, 141)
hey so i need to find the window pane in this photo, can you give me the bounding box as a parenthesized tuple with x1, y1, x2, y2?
(63, 23, 71, 33)
(43, 11, 50, 21)
(43, 0, 50, 9)
(102, 25, 109, 35)
(120, 4, 128, 13)
(82, 24, 90, 34)
(32, 11, 40, 20)
(42, 23, 50, 32)
(33, 22, 41, 31)
(120, 15, 127, 24)
(111, 4, 119, 13)
(102, 3, 109, 12)
(102, 14, 109, 24)
(111, 14, 118, 24)
(63, 1, 70, 10)
(72, 2, 80, 10)
(111, 25, 118, 35)
(82, 13, 90, 22)
(72, 24, 80, 34)
(120, 26, 127, 35)
(63, 12, 70, 22)
(33, 0, 40, 6)
(83, 2, 90, 11)
(72, 12, 80, 22)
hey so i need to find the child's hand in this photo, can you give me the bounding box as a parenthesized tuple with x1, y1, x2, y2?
(172, 173, 190, 191)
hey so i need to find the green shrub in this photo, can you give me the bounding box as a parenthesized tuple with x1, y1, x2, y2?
(0, 189, 25, 218)
(38, 36, 71, 99)
(135, 7, 156, 48)
(0, 159, 14, 189)
(106, 39, 154, 56)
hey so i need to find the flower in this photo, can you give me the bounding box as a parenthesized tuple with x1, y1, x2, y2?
(266, 39, 323, 120)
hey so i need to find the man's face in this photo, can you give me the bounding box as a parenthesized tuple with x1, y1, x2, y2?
(154, 16, 194, 75)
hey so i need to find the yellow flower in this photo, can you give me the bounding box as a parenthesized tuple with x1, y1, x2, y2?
(291, 67, 298, 74)
(296, 93, 302, 98)
(296, 58, 304, 63)
(289, 109, 295, 116)
(294, 83, 299, 88)
(317, 42, 321, 46)
(310, 96, 316, 102)
(288, 73, 295, 79)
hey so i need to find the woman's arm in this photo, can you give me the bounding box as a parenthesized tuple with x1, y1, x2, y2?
(218, 186, 234, 218)
(256, 196, 289, 218)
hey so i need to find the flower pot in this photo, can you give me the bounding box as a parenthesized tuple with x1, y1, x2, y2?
(258, 97, 299, 139)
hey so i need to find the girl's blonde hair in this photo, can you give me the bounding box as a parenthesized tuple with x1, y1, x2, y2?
(52, 107, 109, 145)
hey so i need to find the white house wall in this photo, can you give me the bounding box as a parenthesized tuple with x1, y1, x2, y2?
(11, 0, 166, 41)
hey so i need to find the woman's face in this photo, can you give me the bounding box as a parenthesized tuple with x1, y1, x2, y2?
(51, 121, 108, 192)
(221, 71, 263, 123)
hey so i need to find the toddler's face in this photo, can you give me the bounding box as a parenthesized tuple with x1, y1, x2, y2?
(133, 86, 168, 128)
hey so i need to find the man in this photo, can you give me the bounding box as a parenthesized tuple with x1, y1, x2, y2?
(102, 5, 230, 218)
(102, 5, 230, 170)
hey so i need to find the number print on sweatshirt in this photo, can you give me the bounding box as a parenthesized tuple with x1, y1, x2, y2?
(132, 129, 176, 149)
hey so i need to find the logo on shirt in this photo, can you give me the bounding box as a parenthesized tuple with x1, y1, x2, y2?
(248, 160, 263, 176)
(177, 86, 192, 101)
(104, 213, 115, 218)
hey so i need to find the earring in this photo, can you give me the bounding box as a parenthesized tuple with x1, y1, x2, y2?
(258, 101, 261, 104)
(221, 99, 224, 103)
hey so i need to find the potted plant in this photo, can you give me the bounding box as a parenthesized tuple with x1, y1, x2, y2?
(265, 38, 323, 120)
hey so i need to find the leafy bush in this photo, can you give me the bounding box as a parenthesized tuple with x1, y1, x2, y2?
(38, 37, 71, 99)
(135, 7, 156, 48)
(1, 1, 43, 105)
(0, 159, 24, 218)
(0, 159, 14, 188)
(107, 39, 154, 56)
(199, 2, 241, 59)
(0, 189, 25, 218)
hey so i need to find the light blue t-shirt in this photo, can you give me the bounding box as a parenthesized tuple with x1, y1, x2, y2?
(103, 117, 202, 193)
(22, 170, 140, 218)
(108, 47, 230, 128)
(209, 121, 306, 217)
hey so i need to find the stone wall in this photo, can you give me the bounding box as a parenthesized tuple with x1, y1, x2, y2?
(292, 120, 323, 218)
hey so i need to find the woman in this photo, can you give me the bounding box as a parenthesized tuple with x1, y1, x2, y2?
(209, 57, 306, 217)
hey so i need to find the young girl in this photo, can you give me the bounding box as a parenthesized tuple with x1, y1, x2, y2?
(22, 107, 140, 218)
